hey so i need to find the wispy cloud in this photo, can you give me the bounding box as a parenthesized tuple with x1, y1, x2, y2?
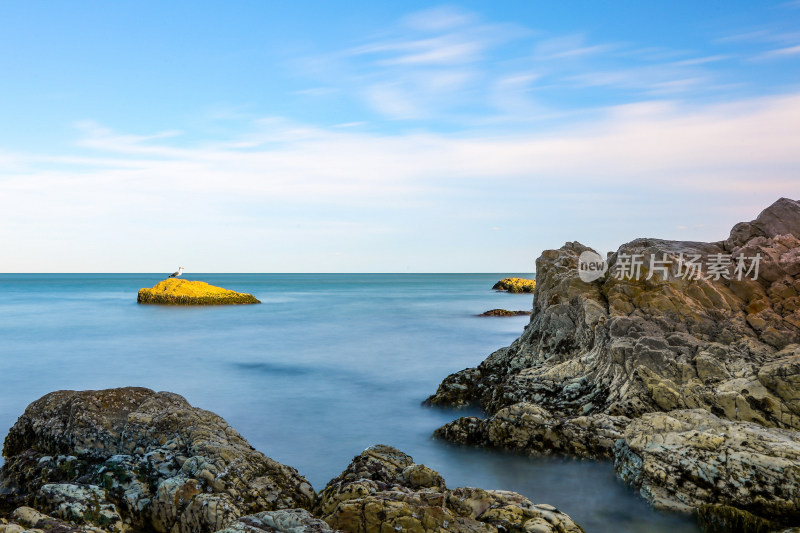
(2, 90, 798, 268)
(290, 6, 770, 125)
(758, 44, 800, 58)
(533, 35, 617, 60)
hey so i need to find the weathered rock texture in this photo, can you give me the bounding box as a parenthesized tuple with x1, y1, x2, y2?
(315, 445, 583, 533)
(216, 509, 338, 533)
(615, 409, 800, 519)
(0, 388, 313, 533)
(137, 279, 260, 305)
(1, 391, 584, 533)
(427, 198, 800, 529)
(0, 505, 112, 532)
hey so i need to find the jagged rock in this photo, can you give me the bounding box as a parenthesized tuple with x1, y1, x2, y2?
(216, 509, 339, 532)
(492, 278, 536, 293)
(137, 279, 260, 305)
(315, 445, 584, 533)
(428, 198, 800, 431)
(0, 388, 314, 533)
(614, 409, 800, 525)
(427, 198, 800, 524)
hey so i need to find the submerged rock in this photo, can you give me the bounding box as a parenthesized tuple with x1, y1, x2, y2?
(478, 309, 532, 317)
(491, 278, 536, 293)
(427, 198, 800, 527)
(0, 387, 313, 532)
(137, 278, 260, 305)
(315, 445, 583, 533)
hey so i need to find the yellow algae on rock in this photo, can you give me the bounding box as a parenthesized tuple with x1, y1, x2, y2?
(492, 277, 536, 293)
(137, 278, 260, 305)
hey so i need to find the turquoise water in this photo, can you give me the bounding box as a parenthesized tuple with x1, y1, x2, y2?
(0, 274, 699, 532)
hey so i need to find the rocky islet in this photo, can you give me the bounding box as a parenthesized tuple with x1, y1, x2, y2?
(137, 279, 260, 305)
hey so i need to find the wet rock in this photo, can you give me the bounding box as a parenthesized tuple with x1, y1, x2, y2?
(315, 445, 584, 533)
(0, 388, 314, 533)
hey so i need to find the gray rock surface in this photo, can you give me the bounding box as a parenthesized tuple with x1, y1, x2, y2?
(427, 198, 800, 528)
(1, 391, 585, 533)
(0, 505, 111, 532)
(0, 388, 314, 533)
(216, 509, 339, 533)
(615, 409, 800, 520)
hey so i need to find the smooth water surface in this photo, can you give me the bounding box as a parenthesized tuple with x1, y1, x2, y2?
(0, 274, 699, 532)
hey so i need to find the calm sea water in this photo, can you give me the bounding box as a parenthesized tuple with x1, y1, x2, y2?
(0, 274, 698, 533)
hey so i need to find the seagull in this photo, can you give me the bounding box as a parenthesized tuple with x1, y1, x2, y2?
(168, 267, 185, 278)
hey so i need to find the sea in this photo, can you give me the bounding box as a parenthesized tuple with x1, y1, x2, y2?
(0, 273, 699, 533)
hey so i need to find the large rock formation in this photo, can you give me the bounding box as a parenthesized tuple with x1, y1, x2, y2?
(427, 198, 800, 529)
(0, 388, 313, 532)
(137, 279, 260, 305)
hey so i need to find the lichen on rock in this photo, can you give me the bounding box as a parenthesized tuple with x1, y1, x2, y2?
(0, 391, 585, 533)
(0, 387, 313, 533)
(491, 278, 536, 293)
(315, 445, 584, 533)
(137, 278, 260, 305)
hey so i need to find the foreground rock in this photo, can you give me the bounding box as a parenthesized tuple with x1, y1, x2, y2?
(491, 278, 536, 293)
(0, 388, 313, 532)
(427, 198, 800, 528)
(1, 390, 584, 533)
(137, 278, 260, 305)
(315, 445, 583, 533)
(478, 309, 532, 317)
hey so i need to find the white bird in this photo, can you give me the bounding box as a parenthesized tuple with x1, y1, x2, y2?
(168, 267, 185, 278)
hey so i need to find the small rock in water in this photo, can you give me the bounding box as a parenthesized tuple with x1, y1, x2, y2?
(492, 277, 536, 293)
(478, 308, 532, 317)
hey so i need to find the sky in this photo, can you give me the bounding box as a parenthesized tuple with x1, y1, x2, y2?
(1, 1, 799, 272)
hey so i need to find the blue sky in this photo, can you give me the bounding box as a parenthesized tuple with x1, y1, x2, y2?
(1, 1, 799, 272)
